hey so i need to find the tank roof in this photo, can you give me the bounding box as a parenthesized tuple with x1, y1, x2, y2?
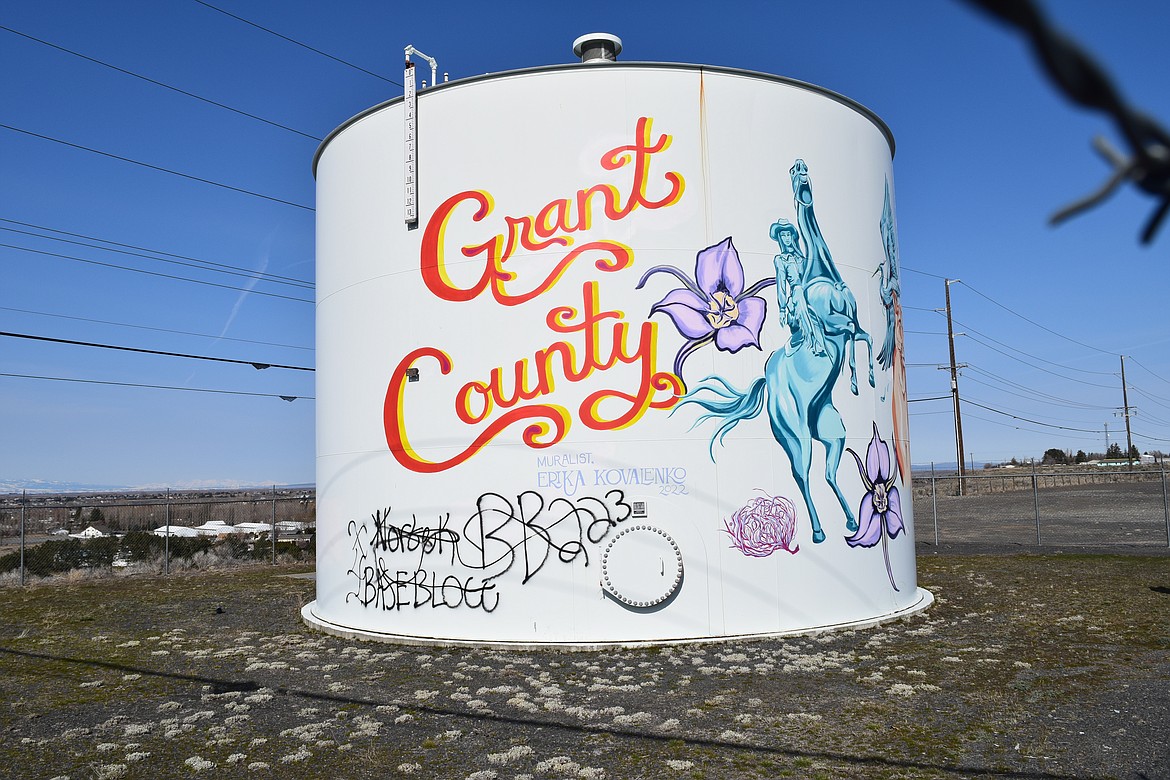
(312, 61, 895, 177)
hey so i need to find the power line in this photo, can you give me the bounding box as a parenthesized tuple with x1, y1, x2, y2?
(963, 397, 1105, 434)
(192, 0, 401, 86)
(901, 264, 949, 281)
(0, 305, 312, 352)
(965, 375, 1110, 418)
(965, 366, 1113, 410)
(956, 280, 1116, 356)
(0, 243, 314, 303)
(0, 217, 313, 285)
(959, 385, 1104, 423)
(0, 123, 315, 212)
(1127, 385, 1170, 414)
(0, 24, 321, 141)
(959, 332, 1113, 388)
(0, 371, 311, 401)
(949, 315, 1117, 377)
(1128, 357, 1170, 387)
(0, 226, 313, 290)
(964, 391, 1110, 426)
(957, 328, 1119, 388)
(0, 331, 314, 371)
(964, 411, 1099, 443)
(1123, 406, 1170, 430)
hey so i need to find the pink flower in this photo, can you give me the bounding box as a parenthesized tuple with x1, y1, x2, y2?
(723, 494, 799, 557)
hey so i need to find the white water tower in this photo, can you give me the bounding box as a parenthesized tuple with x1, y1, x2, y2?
(306, 35, 929, 645)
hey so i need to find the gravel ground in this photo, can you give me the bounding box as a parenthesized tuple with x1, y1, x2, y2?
(912, 479, 1170, 548)
(2, 547, 1168, 780)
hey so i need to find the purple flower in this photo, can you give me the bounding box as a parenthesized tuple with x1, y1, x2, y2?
(637, 238, 773, 381)
(723, 494, 799, 557)
(846, 422, 904, 590)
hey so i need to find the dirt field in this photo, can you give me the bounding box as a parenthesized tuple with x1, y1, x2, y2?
(1, 549, 1168, 780)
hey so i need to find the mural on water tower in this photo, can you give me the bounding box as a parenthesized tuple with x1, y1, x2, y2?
(357, 147, 910, 615)
(640, 159, 905, 576)
(310, 61, 926, 643)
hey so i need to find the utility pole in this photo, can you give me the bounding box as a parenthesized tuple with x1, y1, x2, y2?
(944, 279, 966, 495)
(1121, 355, 1135, 466)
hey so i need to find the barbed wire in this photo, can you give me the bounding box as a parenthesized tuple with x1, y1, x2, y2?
(965, 0, 1170, 243)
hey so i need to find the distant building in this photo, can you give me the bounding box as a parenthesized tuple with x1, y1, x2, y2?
(153, 525, 199, 538)
(69, 524, 112, 539)
(233, 522, 274, 535)
(193, 520, 235, 537)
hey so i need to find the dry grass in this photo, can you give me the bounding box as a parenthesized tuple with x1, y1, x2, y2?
(1, 552, 1168, 779)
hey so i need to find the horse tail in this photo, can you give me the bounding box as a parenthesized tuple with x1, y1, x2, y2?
(673, 375, 768, 459)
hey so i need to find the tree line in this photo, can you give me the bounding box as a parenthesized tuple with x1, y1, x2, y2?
(1040, 444, 1157, 465)
(986, 445, 1164, 468)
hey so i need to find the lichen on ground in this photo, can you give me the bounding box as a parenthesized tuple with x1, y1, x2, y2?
(1, 552, 1168, 779)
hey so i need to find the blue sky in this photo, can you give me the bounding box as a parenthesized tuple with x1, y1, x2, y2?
(3, 0, 1169, 489)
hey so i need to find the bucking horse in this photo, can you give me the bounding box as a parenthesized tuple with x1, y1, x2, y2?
(679, 159, 875, 543)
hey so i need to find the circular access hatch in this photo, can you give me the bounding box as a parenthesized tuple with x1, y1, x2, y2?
(600, 525, 683, 608)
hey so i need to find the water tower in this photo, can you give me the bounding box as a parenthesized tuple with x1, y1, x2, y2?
(305, 35, 929, 645)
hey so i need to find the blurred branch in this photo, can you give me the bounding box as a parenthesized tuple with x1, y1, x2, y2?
(964, 0, 1170, 243)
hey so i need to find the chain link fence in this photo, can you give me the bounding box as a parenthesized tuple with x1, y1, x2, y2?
(6, 470, 1164, 581)
(0, 489, 316, 585)
(911, 465, 1170, 547)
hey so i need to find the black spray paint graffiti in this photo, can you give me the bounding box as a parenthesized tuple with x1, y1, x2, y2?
(369, 509, 460, 563)
(346, 489, 632, 613)
(461, 490, 632, 583)
(346, 509, 491, 612)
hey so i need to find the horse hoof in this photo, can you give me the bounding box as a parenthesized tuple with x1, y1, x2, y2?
(812, 529, 826, 544)
(846, 518, 859, 533)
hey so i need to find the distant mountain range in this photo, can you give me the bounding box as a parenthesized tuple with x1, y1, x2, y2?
(0, 478, 129, 495)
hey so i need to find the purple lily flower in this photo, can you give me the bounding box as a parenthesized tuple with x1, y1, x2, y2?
(637, 238, 773, 382)
(845, 422, 904, 591)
